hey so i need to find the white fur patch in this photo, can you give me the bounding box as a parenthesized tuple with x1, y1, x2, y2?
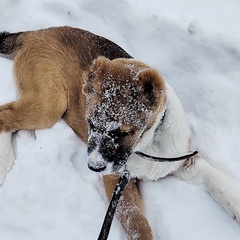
(0, 132, 15, 185)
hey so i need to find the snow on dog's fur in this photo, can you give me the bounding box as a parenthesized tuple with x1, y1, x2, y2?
(0, 26, 240, 240)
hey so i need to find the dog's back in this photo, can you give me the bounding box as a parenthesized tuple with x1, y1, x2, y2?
(0, 27, 131, 62)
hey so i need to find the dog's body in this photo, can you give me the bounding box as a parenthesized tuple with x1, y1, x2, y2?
(0, 26, 240, 240)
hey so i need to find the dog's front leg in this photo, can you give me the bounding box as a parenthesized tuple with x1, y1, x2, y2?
(0, 132, 15, 185)
(103, 173, 153, 240)
(174, 156, 240, 223)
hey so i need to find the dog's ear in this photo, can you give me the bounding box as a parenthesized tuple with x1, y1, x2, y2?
(136, 69, 166, 110)
(82, 56, 110, 95)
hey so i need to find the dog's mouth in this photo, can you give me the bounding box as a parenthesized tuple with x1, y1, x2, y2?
(112, 159, 128, 172)
(86, 130, 133, 173)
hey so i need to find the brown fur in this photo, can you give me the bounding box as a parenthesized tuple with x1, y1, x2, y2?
(0, 26, 156, 239)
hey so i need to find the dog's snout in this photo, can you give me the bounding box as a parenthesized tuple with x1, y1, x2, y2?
(87, 132, 133, 173)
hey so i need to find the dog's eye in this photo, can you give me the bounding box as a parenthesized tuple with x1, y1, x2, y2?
(108, 128, 134, 139)
(119, 130, 134, 137)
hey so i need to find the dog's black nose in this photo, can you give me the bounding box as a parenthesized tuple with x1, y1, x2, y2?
(88, 162, 107, 172)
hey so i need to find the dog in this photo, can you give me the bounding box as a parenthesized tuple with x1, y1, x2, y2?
(0, 26, 240, 240)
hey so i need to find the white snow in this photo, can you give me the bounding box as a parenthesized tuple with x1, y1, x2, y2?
(0, 0, 240, 239)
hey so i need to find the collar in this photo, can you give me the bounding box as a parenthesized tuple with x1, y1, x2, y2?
(154, 107, 167, 135)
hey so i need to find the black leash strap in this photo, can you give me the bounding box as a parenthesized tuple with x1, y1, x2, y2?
(135, 150, 198, 162)
(97, 169, 131, 240)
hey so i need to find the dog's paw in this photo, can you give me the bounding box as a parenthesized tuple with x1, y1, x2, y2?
(222, 191, 240, 224)
(13, 130, 36, 159)
(0, 132, 15, 185)
(222, 197, 240, 224)
(179, 158, 240, 225)
(199, 159, 240, 224)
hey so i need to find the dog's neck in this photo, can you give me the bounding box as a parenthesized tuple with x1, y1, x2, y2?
(153, 108, 167, 135)
(128, 83, 192, 180)
(134, 105, 168, 152)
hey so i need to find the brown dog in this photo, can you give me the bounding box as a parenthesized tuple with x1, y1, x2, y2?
(1, 26, 240, 240)
(0, 26, 153, 239)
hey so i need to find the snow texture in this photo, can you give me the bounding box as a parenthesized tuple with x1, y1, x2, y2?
(0, 0, 240, 239)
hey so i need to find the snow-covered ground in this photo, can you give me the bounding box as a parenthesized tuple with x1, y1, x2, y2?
(0, 0, 240, 239)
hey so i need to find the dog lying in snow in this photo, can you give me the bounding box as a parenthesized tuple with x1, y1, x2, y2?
(0, 26, 240, 240)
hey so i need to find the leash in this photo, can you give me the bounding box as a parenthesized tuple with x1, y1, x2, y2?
(135, 150, 198, 162)
(97, 169, 131, 240)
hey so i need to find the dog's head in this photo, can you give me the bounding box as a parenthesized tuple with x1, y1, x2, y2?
(83, 57, 166, 173)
